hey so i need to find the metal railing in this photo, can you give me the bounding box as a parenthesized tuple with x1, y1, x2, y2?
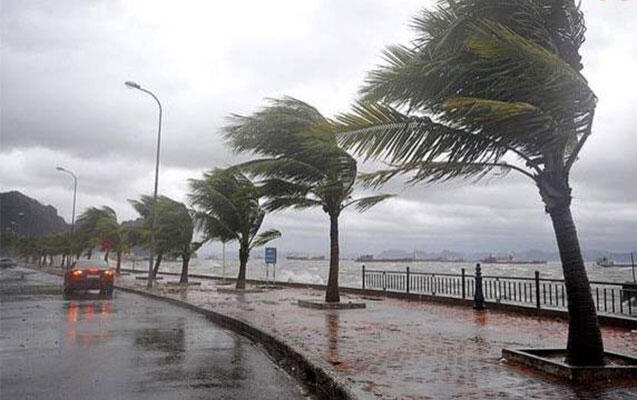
(362, 264, 637, 318)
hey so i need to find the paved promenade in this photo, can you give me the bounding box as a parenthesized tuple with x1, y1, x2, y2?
(119, 274, 636, 399)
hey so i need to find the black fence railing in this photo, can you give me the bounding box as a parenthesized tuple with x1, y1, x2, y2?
(362, 264, 637, 318)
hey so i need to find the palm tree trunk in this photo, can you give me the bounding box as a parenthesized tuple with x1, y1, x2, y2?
(549, 204, 604, 366)
(87, 248, 93, 259)
(236, 244, 249, 289)
(180, 253, 190, 284)
(152, 253, 163, 279)
(325, 213, 340, 303)
(104, 249, 109, 262)
(116, 251, 122, 274)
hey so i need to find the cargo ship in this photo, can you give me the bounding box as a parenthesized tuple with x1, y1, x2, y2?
(480, 254, 546, 265)
(286, 255, 326, 261)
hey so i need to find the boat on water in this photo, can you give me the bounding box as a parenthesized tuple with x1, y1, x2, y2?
(355, 255, 465, 263)
(286, 255, 326, 261)
(596, 257, 635, 268)
(480, 255, 547, 265)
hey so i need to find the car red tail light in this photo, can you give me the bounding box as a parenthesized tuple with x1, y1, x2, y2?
(71, 269, 84, 277)
(88, 268, 99, 274)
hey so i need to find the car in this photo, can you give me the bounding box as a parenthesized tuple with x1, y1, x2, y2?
(64, 259, 115, 298)
(0, 258, 17, 269)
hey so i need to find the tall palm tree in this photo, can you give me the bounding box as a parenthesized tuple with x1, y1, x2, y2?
(224, 97, 392, 302)
(189, 168, 281, 290)
(335, 0, 602, 365)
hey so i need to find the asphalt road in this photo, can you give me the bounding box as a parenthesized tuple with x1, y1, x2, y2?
(0, 268, 311, 400)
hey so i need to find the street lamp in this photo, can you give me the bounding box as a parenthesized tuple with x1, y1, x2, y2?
(56, 166, 77, 268)
(125, 80, 162, 289)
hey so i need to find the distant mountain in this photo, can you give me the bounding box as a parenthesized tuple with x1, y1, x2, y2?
(0, 191, 68, 237)
(367, 248, 635, 262)
(377, 249, 412, 260)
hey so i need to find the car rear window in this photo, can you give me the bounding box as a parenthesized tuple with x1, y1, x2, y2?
(74, 260, 109, 269)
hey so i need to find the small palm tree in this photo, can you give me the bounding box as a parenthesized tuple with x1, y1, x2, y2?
(155, 199, 202, 284)
(336, 0, 602, 365)
(75, 206, 117, 259)
(94, 217, 130, 274)
(224, 97, 392, 302)
(189, 168, 281, 290)
(129, 195, 180, 278)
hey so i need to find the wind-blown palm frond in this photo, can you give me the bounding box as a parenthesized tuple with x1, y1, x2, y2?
(344, 194, 395, 212)
(231, 158, 326, 183)
(336, 102, 511, 170)
(250, 229, 282, 249)
(262, 196, 324, 213)
(339, 0, 595, 186)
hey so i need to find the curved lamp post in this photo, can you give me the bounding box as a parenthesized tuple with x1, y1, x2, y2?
(125, 80, 162, 289)
(56, 166, 77, 268)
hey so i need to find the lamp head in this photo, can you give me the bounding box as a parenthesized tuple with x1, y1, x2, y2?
(125, 81, 141, 89)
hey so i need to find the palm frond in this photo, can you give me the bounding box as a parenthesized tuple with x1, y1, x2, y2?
(358, 159, 535, 188)
(250, 229, 282, 249)
(344, 194, 395, 213)
(336, 101, 509, 166)
(231, 158, 325, 184)
(262, 196, 324, 213)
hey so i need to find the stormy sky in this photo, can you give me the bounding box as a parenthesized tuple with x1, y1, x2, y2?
(1, 0, 636, 257)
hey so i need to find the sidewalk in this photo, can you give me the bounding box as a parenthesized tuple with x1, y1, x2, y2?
(118, 274, 636, 399)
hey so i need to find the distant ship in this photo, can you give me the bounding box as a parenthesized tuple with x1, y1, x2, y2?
(480, 254, 546, 265)
(286, 255, 326, 261)
(355, 254, 465, 263)
(596, 257, 634, 268)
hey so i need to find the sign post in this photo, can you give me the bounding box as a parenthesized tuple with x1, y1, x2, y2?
(265, 247, 277, 287)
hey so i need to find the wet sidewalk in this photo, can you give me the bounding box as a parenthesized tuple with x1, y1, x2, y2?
(117, 275, 637, 399)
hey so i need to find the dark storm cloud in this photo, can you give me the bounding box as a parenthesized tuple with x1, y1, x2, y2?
(1, 0, 636, 254)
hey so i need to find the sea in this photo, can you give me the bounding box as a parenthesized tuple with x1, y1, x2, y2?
(121, 257, 637, 287)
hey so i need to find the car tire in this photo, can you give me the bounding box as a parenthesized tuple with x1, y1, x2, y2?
(63, 288, 73, 299)
(101, 288, 113, 299)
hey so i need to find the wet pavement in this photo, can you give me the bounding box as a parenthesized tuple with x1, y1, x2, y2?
(115, 274, 637, 400)
(0, 268, 311, 400)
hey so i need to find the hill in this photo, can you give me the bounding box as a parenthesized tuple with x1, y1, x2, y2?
(0, 191, 68, 237)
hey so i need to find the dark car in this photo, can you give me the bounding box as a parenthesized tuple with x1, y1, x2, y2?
(64, 259, 114, 298)
(0, 258, 17, 269)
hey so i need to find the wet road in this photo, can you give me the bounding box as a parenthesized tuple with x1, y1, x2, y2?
(0, 268, 310, 400)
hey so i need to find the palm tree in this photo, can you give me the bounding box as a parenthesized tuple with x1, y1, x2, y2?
(129, 195, 179, 279)
(94, 217, 130, 274)
(189, 168, 281, 290)
(75, 206, 117, 259)
(224, 97, 392, 302)
(335, 0, 602, 365)
(155, 198, 202, 284)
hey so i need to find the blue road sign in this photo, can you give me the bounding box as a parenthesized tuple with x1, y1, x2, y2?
(265, 247, 277, 264)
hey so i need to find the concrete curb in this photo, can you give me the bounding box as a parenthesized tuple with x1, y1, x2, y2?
(115, 284, 364, 400)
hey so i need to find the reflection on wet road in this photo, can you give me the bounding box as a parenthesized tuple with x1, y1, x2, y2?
(0, 270, 310, 400)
